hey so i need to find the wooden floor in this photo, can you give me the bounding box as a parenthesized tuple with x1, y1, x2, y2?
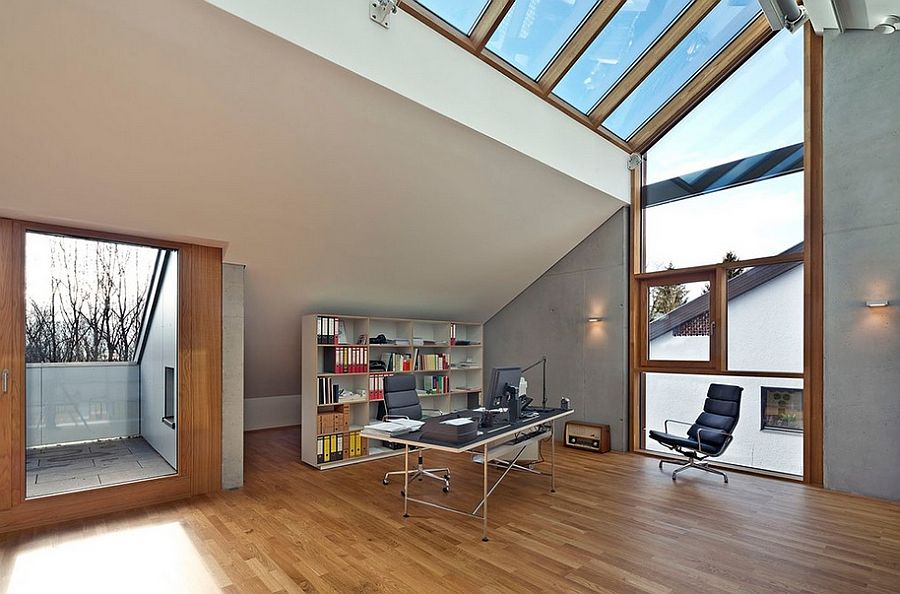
(1, 427, 898, 593)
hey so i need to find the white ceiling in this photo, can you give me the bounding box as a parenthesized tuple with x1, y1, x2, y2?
(0, 0, 625, 398)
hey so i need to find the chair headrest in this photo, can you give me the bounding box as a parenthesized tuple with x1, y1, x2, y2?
(707, 383, 742, 402)
(384, 373, 416, 393)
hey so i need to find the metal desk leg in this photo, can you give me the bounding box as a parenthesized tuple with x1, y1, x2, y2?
(403, 444, 409, 518)
(482, 442, 489, 542)
(550, 422, 556, 493)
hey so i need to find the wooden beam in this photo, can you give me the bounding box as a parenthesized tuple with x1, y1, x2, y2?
(631, 15, 774, 152)
(629, 163, 643, 452)
(537, 0, 627, 94)
(589, 0, 718, 126)
(471, 0, 515, 51)
(400, 1, 475, 50)
(803, 25, 824, 488)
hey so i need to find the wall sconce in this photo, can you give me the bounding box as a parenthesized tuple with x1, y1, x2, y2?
(587, 317, 605, 323)
(866, 300, 890, 308)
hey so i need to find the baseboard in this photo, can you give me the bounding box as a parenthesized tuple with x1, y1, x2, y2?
(244, 394, 302, 431)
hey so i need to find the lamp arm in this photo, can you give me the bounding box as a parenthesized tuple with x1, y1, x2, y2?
(521, 356, 547, 409)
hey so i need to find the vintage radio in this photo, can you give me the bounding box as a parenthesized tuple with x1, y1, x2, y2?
(564, 422, 610, 453)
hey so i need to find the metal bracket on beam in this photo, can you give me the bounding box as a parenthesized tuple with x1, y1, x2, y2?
(370, 0, 401, 29)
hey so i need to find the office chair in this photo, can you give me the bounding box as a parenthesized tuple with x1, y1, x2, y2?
(380, 374, 451, 493)
(648, 383, 743, 483)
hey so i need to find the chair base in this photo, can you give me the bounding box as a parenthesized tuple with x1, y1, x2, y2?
(659, 457, 729, 483)
(383, 454, 450, 493)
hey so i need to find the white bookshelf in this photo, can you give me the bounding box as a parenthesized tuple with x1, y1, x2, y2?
(301, 314, 483, 469)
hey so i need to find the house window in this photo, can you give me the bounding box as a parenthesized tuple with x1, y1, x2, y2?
(760, 387, 803, 433)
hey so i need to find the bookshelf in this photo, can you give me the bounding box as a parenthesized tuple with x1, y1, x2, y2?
(301, 314, 483, 469)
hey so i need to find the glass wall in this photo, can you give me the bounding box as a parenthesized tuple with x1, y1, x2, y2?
(636, 28, 806, 476)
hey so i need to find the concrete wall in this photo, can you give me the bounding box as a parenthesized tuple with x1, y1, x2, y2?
(823, 31, 900, 501)
(647, 266, 804, 475)
(140, 255, 178, 468)
(222, 263, 245, 489)
(25, 363, 140, 447)
(484, 208, 629, 450)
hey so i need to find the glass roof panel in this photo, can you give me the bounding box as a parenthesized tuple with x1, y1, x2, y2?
(417, 0, 490, 34)
(646, 29, 804, 183)
(486, 0, 600, 79)
(603, 0, 761, 139)
(553, 0, 692, 114)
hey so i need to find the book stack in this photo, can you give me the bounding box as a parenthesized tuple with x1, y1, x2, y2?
(317, 316, 341, 344)
(318, 377, 339, 405)
(317, 408, 349, 435)
(415, 351, 449, 371)
(316, 433, 344, 463)
(322, 346, 368, 373)
(380, 352, 412, 372)
(347, 431, 368, 458)
(368, 373, 392, 400)
(423, 374, 449, 394)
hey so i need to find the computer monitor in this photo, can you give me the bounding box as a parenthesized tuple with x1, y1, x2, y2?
(485, 367, 521, 410)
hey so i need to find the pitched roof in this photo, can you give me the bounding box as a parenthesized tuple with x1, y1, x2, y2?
(648, 243, 803, 341)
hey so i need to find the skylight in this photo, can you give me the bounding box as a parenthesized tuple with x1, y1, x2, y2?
(602, 1, 761, 139)
(486, 0, 600, 79)
(416, 0, 489, 34)
(553, 0, 692, 114)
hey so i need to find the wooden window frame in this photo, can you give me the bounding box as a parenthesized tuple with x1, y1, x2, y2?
(628, 24, 824, 486)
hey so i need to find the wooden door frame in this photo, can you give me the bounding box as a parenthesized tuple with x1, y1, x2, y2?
(0, 219, 222, 533)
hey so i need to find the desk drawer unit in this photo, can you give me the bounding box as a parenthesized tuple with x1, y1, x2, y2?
(564, 422, 610, 453)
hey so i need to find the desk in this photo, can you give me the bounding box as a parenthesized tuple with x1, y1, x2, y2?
(362, 408, 573, 541)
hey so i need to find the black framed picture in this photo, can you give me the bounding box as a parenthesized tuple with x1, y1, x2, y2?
(760, 387, 803, 433)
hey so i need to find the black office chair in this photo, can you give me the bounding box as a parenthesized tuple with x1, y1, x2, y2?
(649, 383, 743, 483)
(380, 374, 450, 493)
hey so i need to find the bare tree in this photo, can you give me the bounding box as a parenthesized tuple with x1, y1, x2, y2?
(25, 236, 154, 364)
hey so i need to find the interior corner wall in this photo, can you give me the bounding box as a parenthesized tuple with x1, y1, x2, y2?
(140, 254, 178, 468)
(222, 263, 245, 489)
(822, 31, 900, 501)
(483, 208, 629, 450)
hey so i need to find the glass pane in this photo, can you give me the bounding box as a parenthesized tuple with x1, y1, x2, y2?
(646, 29, 804, 184)
(727, 263, 803, 373)
(553, 0, 691, 113)
(486, 0, 599, 79)
(417, 0, 489, 34)
(648, 280, 710, 361)
(644, 372, 804, 475)
(603, 0, 760, 139)
(25, 232, 178, 499)
(644, 173, 804, 272)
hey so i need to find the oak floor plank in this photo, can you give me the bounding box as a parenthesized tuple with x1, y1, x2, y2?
(1, 426, 898, 594)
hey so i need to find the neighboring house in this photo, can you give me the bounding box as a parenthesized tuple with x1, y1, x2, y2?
(645, 244, 804, 476)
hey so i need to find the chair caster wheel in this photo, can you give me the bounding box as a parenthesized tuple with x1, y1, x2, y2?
(671, 475, 677, 481)
(658, 461, 664, 470)
(444, 474, 450, 480)
(400, 490, 405, 497)
(382, 478, 390, 485)
(724, 478, 729, 484)
(442, 486, 450, 493)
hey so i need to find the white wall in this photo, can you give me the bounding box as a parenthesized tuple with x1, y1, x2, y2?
(646, 266, 804, 475)
(140, 256, 178, 467)
(822, 30, 900, 501)
(25, 363, 140, 447)
(204, 0, 629, 201)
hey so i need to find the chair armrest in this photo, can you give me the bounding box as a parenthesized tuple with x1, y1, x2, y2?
(695, 426, 733, 450)
(664, 419, 693, 434)
(383, 415, 410, 421)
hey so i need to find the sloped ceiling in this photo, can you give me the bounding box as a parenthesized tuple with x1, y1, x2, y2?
(0, 0, 626, 398)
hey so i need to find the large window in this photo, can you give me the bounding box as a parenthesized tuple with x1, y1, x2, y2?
(634, 29, 806, 478)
